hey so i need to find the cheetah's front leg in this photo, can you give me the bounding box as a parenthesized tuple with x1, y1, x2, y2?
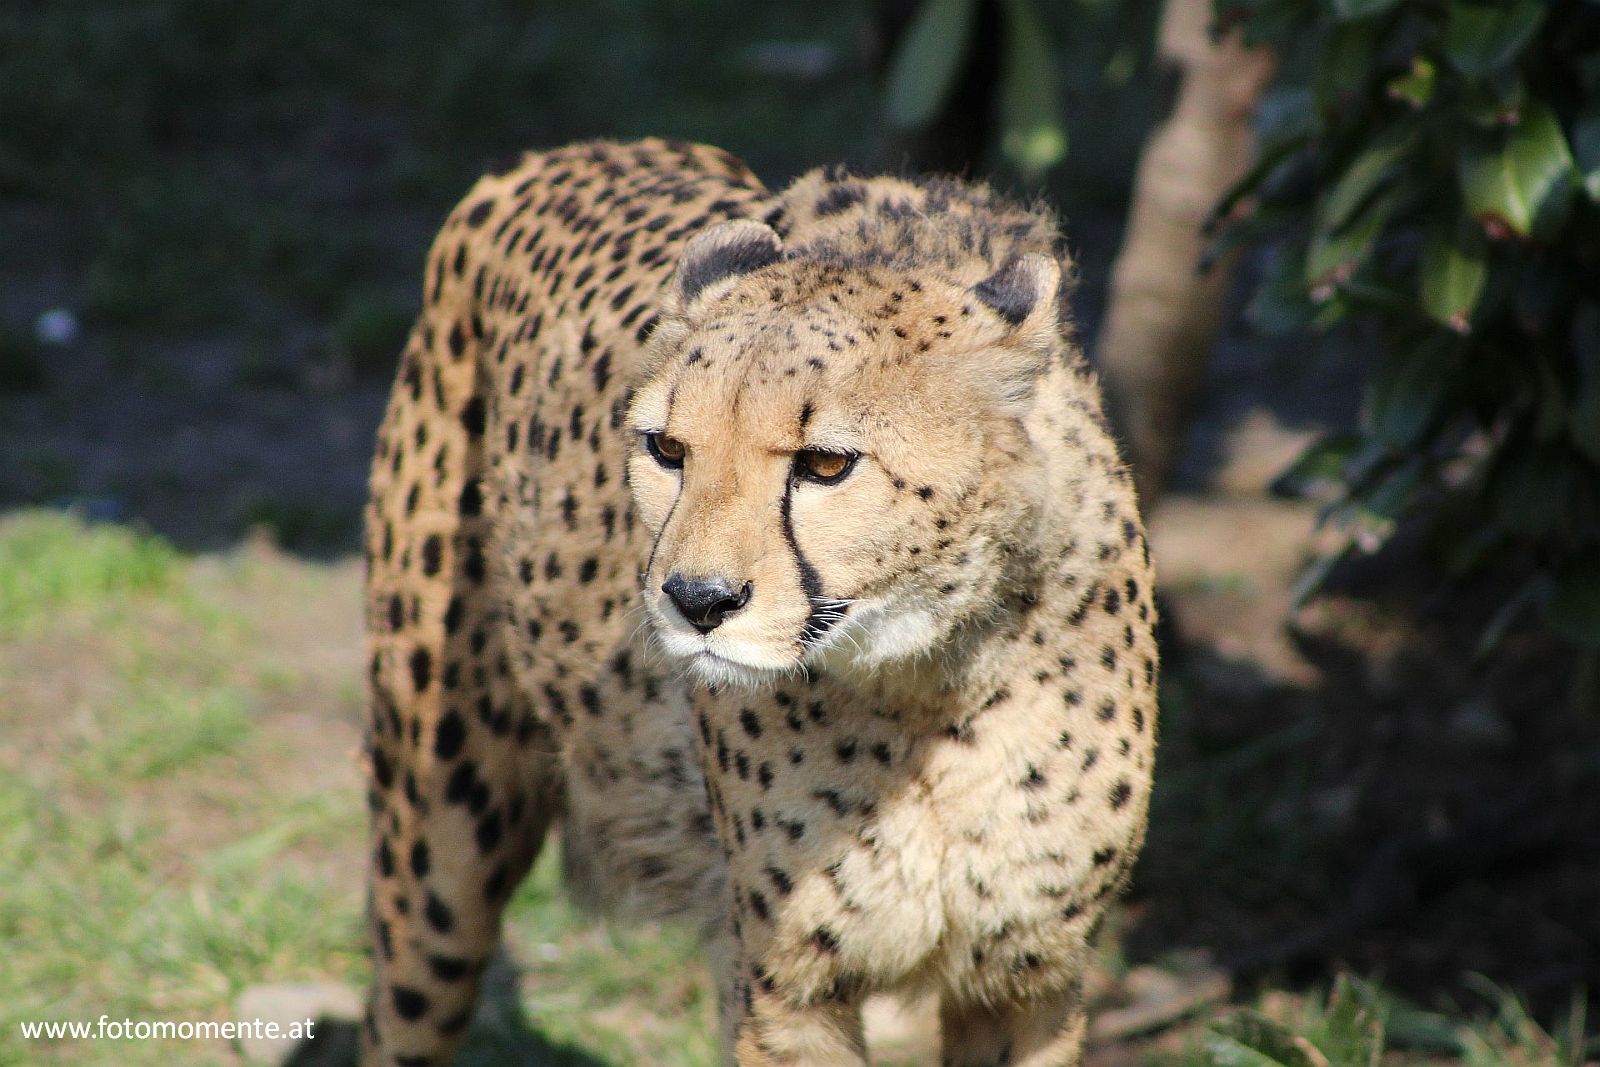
(939, 983, 1087, 1067)
(724, 949, 868, 1067)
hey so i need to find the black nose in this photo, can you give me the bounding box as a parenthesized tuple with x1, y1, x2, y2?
(662, 574, 751, 633)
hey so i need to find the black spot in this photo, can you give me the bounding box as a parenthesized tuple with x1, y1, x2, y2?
(814, 182, 866, 216)
(371, 745, 394, 789)
(578, 557, 599, 583)
(465, 199, 494, 227)
(409, 648, 432, 692)
(435, 709, 467, 760)
(768, 866, 793, 895)
(459, 396, 486, 436)
(811, 926, 841, 954)
(376, 837, 395, 877)
(428, 954, 472, 982)
(1109, 780, 1133, 809)
(740, 709, 762, 738)
(391, 986, 429, 1021)
(410, 839, 431, 878)
(424, 891, 454, 933)
(458, 480, 483, 516)
(421, 535, 443, 576)
(476, 810, 503, 853)
(1092, 847, 1118, 867)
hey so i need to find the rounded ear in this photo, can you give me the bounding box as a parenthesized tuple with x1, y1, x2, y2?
(963, 253, 1067, 414)
(971, 252, 1063, 343)
(668, 219, 784, 314)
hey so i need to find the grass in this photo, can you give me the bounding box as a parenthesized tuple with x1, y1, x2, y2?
(0, 510, 180, 635)
(1166, 975, 1600, 1067)
(6, 510, 1594, 1067)
(0, 509, 712, 1066)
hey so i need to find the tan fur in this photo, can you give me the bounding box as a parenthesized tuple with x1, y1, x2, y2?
(362, 140, 1157, 1067)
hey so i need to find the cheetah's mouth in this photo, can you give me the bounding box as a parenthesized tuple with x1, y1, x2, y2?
(648, 617, 802, 689)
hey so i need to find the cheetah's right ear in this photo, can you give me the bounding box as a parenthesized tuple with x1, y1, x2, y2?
(666, 220, 784, 314)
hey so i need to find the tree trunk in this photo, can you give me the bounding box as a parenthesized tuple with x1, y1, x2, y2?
(1094, 0, 1274, 502)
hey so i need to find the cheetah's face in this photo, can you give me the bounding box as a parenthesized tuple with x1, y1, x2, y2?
(627, 221, 1064, 688)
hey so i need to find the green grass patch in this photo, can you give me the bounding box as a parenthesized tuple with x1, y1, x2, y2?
(0, 510, 180, 635)
(484, 850, 716, 1067)
(79, 687, 254, 781)
(0, 771, 365, 1066)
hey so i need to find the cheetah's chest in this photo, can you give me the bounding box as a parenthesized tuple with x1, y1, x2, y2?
(810, 727, 1089, 987)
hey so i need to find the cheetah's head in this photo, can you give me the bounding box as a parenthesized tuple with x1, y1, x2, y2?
(627, 219, 1068, 689)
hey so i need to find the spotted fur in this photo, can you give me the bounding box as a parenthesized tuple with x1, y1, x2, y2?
(362, 139, 1157, 1067)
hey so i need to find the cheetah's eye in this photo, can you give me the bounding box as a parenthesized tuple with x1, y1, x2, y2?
(794, 449, 857, 485)
(643, 432, 686, 470)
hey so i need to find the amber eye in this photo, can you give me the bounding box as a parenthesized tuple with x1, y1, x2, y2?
(643, 432, 686, 469)
(794, 449, 858, 485)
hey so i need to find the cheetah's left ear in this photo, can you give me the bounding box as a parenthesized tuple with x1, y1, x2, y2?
(666, 219, 784, 315)
(967, 253, 1067, 411)
(971, 253, 1063, 345)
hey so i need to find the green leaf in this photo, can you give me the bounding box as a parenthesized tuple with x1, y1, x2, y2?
(1320, 976, 1387, 1066)
(1211, 1012, 1320, 1067)
(1420, 221, 1488, 333)
(1386, 55, 1436, 108)
(1274, 434, 1360, 499)
(1547, 549, 1600, 647)
(1209, 134, 1310, 234)
(1458, 99, 1577, 240)
(1316, 128, 1413, 234)
(1364, 335, 1453, 448)
(997, 0, 1066, 178)
(1332, 0, 1401, 20)
(1306, 189, 1396, 297)
(885, 0, 980, 130)
(1445, 1, 1545, 79)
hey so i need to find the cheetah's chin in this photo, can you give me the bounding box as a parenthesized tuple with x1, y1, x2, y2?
(653, 630, 799, 690)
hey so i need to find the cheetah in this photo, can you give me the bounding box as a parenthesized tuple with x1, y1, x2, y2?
(363, 138, 1157, 1067)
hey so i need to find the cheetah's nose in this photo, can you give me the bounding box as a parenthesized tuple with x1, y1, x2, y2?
(662, 574, 751, 634)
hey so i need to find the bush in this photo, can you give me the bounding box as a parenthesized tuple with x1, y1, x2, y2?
(1214, 0, 1600, 653)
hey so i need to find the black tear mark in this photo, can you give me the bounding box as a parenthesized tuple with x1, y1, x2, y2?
(781, 476, 836, 647)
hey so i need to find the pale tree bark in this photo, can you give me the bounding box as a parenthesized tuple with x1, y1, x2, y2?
(1094, 0, 1275, 502)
